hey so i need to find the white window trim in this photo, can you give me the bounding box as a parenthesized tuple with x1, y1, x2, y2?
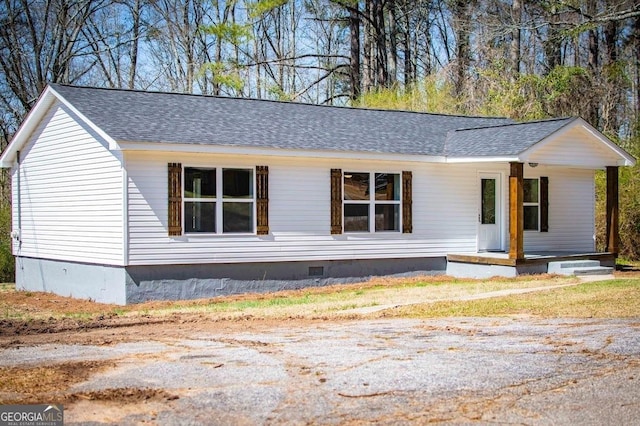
(343, 171, 402, 234)
(524, 177, 540, 232)
(183, 166, 257, 235)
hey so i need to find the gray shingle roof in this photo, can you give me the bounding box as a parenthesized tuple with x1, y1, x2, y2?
(50, 84, 516, 156)
(444, 118, 576, 157)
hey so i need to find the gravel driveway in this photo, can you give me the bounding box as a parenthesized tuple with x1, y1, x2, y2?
(2, 316, 639, 425)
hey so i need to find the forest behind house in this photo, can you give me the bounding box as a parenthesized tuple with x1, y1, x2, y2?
(0, 0, 639, 281)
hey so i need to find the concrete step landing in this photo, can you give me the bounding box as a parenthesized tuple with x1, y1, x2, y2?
(548, 260, 614, 276)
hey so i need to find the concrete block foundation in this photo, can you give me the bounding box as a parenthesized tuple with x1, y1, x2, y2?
(15, 257, 128, 305)
(16, 256, 446, 305)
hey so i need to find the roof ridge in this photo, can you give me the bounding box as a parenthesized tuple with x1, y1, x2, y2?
(452, 117, 575, 132)
(49, 83, 510, 120)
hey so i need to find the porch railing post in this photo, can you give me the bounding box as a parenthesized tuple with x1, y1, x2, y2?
(509, 162, 524, 260)
(605, 166, 619, 256)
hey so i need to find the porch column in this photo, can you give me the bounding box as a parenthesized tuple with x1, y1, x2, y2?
(509, 162, 524, 260)
(605, 166, 619, 256)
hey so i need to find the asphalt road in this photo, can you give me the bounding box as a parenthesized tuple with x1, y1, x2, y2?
(2, 316, 639, 425)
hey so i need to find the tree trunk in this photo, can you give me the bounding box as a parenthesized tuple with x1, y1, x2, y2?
(510, 0, 522, 77)
(349, 6, 361, 101)
(604, 20, 618, 64)
(362, 0, 373, 92)
(404, 27, 413, 85)
(388, 1, 398, 86)
(542, 2, 563, 73)
(636, 17, 640, 124)
(128, 0, 141, 89)
(373, 0, 388, 87)
(451, 0, 473, 97)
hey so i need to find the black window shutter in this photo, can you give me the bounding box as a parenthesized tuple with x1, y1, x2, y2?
(540, 176, 549, 232)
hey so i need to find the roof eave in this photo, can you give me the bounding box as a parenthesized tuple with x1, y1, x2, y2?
(445, 155, 521, 163)
(115, 140, 448, 163)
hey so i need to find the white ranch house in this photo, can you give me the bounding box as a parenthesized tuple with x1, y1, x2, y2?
(0, 84, 635, 304)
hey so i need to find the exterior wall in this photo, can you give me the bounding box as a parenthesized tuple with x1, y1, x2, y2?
(521, 166, 595, 253)
(126, 151, 515, 266)
(16, 257, 127, 304)
(12, 101, 125, 265)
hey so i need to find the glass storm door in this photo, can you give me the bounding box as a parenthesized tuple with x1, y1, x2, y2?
(478, 173, 502, 252)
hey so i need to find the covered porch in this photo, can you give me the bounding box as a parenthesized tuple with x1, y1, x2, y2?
(446, 160, 621, 279)
(442, 117, 635, 278)
(504, 161, 622, 262)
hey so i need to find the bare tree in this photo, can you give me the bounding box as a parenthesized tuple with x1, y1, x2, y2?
(510, 0, 522, 76)
(449, 0, 475, 98)
(0, 0, 110, 132)
(146, 0, 212, 93)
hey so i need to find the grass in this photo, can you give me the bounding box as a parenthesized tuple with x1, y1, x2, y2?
(617, 258, 640, 269)
(382, 279, 640, 319)
(0, 282, 15, 292)
(137, 275, 579, 319)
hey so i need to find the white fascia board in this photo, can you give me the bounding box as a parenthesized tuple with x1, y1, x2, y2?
(0, 87, 57, 168)
(115, 140, 447, 163)
(445, 156, 520, 163)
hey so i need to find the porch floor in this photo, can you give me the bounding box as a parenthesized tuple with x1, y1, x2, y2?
(446, 251, 616, 268)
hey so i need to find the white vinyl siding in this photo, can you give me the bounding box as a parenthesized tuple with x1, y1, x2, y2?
(12, 102, 124, 265)
(125, 151, 598, 265)
(127, 152, 490, 264)
(527, 127, 622, 167)
(522, 167, 595, 252)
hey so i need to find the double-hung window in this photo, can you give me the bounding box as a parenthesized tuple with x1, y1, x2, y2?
(343, 172, 400, 232)
(184, 167, 254, 234)
(523, 178, 539, 231)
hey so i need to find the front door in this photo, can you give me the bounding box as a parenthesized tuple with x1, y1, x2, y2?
(478, 173, 502, 251)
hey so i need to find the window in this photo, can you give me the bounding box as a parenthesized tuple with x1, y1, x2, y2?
(481, 178, 496, 224)
(184, 167, 254, 234)
(343, 172, 400, 232)
(523, 178, 539, 231)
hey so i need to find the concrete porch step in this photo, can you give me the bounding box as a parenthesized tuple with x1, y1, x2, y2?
(548, 260, 613, 276)
(571, 266, 615, 276)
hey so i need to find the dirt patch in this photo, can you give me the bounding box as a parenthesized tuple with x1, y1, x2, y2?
(0, 360, 116, 404)
(67, 387, 179, 403)
(0, 358, 178, 410)
(0, 313, 327, 351)
(0, 288, 120, 315)
(616, 267, 640, 277)
(0, 314, 174, 338)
